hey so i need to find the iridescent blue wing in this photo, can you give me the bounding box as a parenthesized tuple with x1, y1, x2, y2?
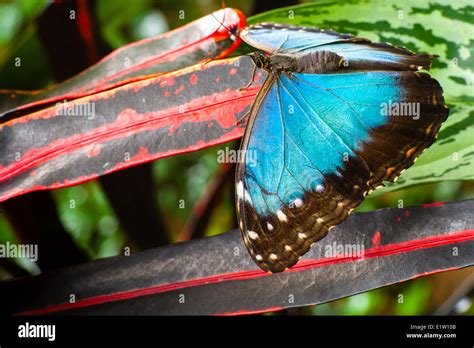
(236, 71, 448, 272)
(240, 23, 433, 71)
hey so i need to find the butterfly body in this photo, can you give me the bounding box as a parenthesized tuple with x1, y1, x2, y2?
(237, 24, 449, 273)
(253, 50, 344, 75)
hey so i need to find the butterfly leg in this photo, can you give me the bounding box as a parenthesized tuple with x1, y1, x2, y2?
(235, 110, 250, 126)
(238, 62, 258, 91)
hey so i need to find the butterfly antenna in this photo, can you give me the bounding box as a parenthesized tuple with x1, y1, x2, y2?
(203, 10, 237, 66)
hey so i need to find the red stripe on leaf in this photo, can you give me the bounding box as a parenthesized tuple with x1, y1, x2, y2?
(76, 0, 97, 63)
(16, 228, 474, 315)
(216, 306, 285, 316)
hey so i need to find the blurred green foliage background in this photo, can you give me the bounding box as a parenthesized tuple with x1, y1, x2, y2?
(0, 0, 473, 315)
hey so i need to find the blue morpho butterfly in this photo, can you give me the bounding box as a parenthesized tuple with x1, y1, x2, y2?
(236, 23, 449, 273)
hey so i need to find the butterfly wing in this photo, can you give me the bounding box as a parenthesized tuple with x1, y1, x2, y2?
(237, 71, 448, 273)
(241, 23, 433, 71)
(240, 23, 358, 52)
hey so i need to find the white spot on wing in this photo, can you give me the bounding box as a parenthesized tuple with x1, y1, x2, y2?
(277, 210, 288, 222)
(236, 180, 253, 204)
(267, 222, 274, 231)
(236, 181, 244, 200)
(290, 198, 303, 208)
(248, 231, 259, 240)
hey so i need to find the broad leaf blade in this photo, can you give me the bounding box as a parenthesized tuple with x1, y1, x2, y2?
(0, 56, 266, 202)
(247, 0, 474, 191)
(2, 199, 473, 315)
(0, 8, 246, 119)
